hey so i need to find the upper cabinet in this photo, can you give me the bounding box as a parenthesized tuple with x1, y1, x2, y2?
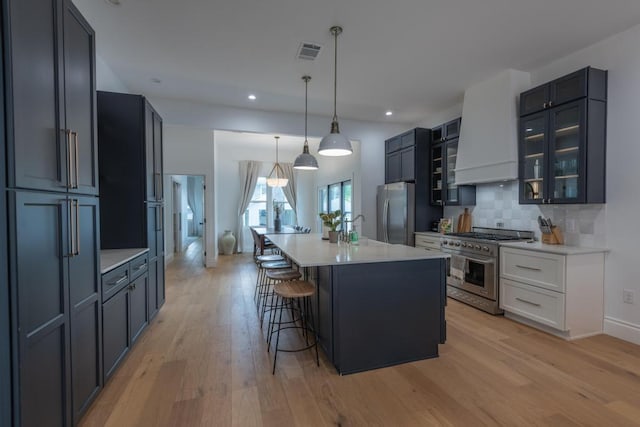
(385, 129, 420, 183)
(519, 67, 607, 205)
(430, 118, 475, 206)
(384, 128, 441, 231)
(6, 0, 98, 196)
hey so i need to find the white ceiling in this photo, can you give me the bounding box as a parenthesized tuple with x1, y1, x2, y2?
(75, 0, 640, 124)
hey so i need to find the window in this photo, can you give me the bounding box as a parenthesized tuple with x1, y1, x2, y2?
(244, 177, 294, 227)
(244, 177, 267, 226)
(318, 179, 352, 230)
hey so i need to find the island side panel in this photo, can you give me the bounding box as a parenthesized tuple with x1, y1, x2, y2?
(314, 266, 334, 365)
(332, 258, 445, 374)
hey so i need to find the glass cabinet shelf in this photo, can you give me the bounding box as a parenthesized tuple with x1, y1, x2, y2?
(525, 133, 544, 141)
(555, 174, 579, 180)
(524, 178, 544, 183)
(525, 152, 544, 159)
(555, 125, 579, 136)
(555, 146, 578, 154)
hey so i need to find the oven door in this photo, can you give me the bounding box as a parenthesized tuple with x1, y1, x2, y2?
(447, 253, 497, 300)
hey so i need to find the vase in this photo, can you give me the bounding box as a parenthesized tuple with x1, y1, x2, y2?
(328, 230, 338, 243)
(274, 217, 281, 232)
(221, 230, 236, 255)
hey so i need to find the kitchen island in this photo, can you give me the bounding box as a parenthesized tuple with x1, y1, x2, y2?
(266, 233, 448, 375)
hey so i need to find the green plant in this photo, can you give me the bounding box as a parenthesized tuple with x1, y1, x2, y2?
(319, 210, 342, 231)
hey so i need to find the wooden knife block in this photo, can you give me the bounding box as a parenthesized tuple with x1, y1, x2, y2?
(541, 226, 564, 245)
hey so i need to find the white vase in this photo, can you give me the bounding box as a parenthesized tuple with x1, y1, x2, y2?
(221, 230, 236, 255)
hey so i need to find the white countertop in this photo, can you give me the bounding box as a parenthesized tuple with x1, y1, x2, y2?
(500, 241, 609, 255)
(266, 233, 448, 267)
(101, 248, 149, 274)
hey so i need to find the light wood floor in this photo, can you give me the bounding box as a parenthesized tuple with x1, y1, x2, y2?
(80, 251, 640, 426)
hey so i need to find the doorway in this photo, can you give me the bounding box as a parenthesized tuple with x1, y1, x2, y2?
(168, 175, 206, 266)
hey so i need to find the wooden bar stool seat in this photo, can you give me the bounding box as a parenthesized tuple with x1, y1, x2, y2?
(266, 270, 301, 281)
(273, 280, 314, 298)
(256, 254, 285, 263)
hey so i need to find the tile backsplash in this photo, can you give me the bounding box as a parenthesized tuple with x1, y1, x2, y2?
(443, 181, 606, 247)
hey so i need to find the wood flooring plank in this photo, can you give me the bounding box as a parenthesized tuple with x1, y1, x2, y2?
(79, 245, 640, 427)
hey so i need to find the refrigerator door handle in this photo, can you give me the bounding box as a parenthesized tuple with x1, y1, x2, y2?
(383, 199, 390, 243)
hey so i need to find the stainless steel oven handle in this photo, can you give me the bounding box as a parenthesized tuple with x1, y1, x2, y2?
(383, 199, 389, 243)
(464, 256, 495, 265)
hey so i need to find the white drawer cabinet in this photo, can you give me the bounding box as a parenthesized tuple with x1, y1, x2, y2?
(415, 233, 441, 251)
(501, 278, 566, 330)
(500, 246, 605, 340)
(501, 248, 565, 292)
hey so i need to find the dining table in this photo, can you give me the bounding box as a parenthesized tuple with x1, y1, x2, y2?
(250, 226, 307, 255)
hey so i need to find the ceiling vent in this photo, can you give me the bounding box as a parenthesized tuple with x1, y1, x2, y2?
(297, 42, 322, 60)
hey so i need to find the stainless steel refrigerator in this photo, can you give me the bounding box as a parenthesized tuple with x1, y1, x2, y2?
(377, 182, 415, 246)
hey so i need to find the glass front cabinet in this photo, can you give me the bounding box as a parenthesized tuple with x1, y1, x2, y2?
(519, 67, 607, 205)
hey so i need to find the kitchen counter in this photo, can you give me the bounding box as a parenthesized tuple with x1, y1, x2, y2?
(500, 241, 608, 255)
(265, 233, 448, 267)
(100, 248, 149, 274)
(266, 233, 446, 375)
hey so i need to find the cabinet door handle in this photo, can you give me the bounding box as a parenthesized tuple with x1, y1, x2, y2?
(515, 297, 541, 307)
(548, 101, 554, 107)
(66, 130, 73, 189)
(543, 102, 548, 109)
(68, 200, 75, 257)
(515, 264, 541, 272)
(73, 131, 79, 189)
(74, 199, 80, 256)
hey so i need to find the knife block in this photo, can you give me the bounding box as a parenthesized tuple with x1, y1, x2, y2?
(541, 226, 564, 245)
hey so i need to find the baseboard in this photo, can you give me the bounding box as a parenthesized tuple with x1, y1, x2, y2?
(604, 316, 640, 345)
(165, 253, 174, 264)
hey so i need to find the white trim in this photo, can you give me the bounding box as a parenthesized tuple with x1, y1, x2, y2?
(604, 316, 640, 345)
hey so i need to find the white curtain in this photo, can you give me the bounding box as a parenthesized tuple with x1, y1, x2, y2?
(187, 176, 203, 236)
(281, 163, 297, 224)
(237, 160, 261, 253)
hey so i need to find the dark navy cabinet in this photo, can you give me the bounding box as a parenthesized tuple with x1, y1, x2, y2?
(2, 0, 100, 424)
(430, 118, 476, 207)
(384, 128, 441, 231)
(519, 67, 607, 204)
(97, 92, 165, 322)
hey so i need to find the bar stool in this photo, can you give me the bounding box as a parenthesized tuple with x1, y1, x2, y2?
(254, 259, 290, 307)
(260, 269, 302, 327)
(254, 254, 285, 302)
(268, 280, 319, 374)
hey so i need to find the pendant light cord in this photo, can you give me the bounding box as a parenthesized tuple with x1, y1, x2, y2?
(305, 77, 309, 142)
(332, 28, 338, 121)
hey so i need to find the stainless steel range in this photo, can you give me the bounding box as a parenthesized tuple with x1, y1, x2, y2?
(440, 227, 534, 314)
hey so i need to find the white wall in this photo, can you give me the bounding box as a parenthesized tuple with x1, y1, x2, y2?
(524, 22, 640, 344)
(163, 125, 216, 267)
(95, 55, 129, 93)
(148, 96, 407, 239)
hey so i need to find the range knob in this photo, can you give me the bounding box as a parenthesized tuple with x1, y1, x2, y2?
(442, 240, 448, 245)
(461, 242, 467, 247)
(474, 245, 481, 250)
(454, 242, 461, 247)
(482, 246, 490, 252)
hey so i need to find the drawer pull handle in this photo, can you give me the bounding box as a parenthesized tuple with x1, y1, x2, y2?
(109, 275, 128, 286)
(515, 264, 541, 272)
(515, 297, 541, 307)
(133, 263, 147, 272)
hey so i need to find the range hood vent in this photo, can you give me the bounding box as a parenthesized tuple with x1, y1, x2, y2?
(297, 42, 322, 60)
(455, 69, 531, 185)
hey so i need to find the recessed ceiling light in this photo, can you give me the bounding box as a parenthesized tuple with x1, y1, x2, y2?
(526, 128, 533, 132)
(248, 94, 257, 101)
(151, 78, 162, 84)
(385, 111, 393, 116)
(104, 0, 122, 6)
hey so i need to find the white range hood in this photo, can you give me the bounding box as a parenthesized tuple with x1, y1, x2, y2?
(455, 69, 531, 185)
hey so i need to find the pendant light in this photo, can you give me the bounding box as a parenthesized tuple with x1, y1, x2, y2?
(294, 75, 319, 170)
(318, 26, 352, 156)
(266, 136, 289, 187)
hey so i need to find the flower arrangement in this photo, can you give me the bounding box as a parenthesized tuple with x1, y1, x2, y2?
(319, 210, 343, 231)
